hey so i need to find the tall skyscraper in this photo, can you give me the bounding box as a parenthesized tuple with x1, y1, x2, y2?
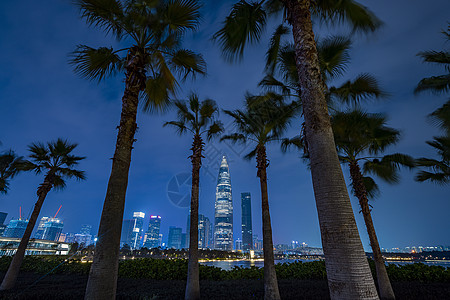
(198, 214, 211, 249)
(120, 219, 134, 248)
(41, 218, 64, 241)
(131, 212, 145, 249)
(167, 226, 182, 249)
(143, 215, 161, 249)
(35, 216, 50, 239)
(214, 156, 233, 251)
(241, 192, 253, 251)
(3, 219, 28, 238)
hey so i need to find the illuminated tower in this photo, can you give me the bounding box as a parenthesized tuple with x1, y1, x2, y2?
(241, 192, 253, 251)
(214, 156, 233, 251)
(143, 215, 161, 249)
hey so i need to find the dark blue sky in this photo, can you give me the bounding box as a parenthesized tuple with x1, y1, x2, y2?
(0, 0, 449, 250)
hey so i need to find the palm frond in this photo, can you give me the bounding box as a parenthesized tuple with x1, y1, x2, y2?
(163, 0, 201, 32)
(265, 24, 289, 74)
(75, 0, 124, 38)
(141, 75, 176, 113)
(314, 0, 383, 33)
(69, 45, 123, 82)
(213, 0, 267, 62)
(428, 100, 450, 133)
(280, 136, 303, 153)
(243, 148, 258, 160)
(362, 176, 380, 199)
(415, 170, 449, 184)
(417, 50, 450, 69)
(329, 73, 388, 106)
(317, 35, 351, 81)
(163, 120, 190, 135)
(414, 74, 450, 95)
(220, 133, 248, 144)
(169, 49, 206, 80)
(206, 122, 224, 141)
(258, 74, 293, 95)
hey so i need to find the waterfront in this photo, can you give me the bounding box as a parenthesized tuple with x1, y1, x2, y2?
(200, 259, 450, 270)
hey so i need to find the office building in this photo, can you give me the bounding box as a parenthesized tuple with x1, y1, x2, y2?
(214, 156, 233, 251)
(241, 192, 253, 251)
(120, 212, 145, 249)
(198, 214, 211, 249)
(3, 219, 28, 238)
(167, 226, 182, 249)
(143, 215, 161, 249)
(35, 216, 50, 239)
(0, 212, 7, 236)
(39, 218, 64, 241)
(130, 212, 145, 249)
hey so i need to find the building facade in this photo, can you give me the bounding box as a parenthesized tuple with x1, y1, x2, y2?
(198, 214, 211, 249)
(167, 226, 182, 249)
(241, 192, 253, 251)
(0, 212, 7, 236)
(3, 219, 28, 238)
(143, 215, 161, 249)
(0, 237, 70, 256)
(40, 218, 64, 241)
(120, 212, 145, 249)
(214, 156, 233, 251)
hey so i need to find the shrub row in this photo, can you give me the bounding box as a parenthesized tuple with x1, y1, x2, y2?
(0, 256, 449, 282)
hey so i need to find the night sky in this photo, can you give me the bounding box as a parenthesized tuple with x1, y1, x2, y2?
(0, 0, 449, 250)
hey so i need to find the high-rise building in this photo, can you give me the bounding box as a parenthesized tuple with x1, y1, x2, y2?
(41, 218, 64, 241)
(181, 233, 187, 249)
(120, 212, 145, 249)
(214, 156, 233, 251)
(3, 219, 28, 238)
(35, 216, 50, 239)
(0, 212, 8, 236)
(167, 226, 182, 249)
(143, 215, 161, 249)
(198, 214, 211, 249)
(241, 192, 253, 251)
(130, 212, 145, 249)
(235, 239, 242, 251)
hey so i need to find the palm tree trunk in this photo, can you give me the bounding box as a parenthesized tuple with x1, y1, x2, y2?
(256, 145, 280, 300)
(85, 47, 147, 300)
(349, 161, 395, 300)
(0, 178, 53, 290)
(185, 134, 203, 300)
(285, 1, 378, 299)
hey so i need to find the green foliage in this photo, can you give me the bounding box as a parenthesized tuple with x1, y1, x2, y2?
(1, 257, 448, 282)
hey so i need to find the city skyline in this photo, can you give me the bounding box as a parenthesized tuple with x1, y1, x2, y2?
(0, 0, 449, 252)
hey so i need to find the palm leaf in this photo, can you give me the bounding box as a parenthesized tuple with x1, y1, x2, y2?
(414, 74, 450, 95)
(314, 0, 383, 33)
(265, 24, 289, 74)
(329, 73, 388, 106)
(213, 0, 267, 62)
(75, 0, 124, 38)
(164, 0, 201, 32)
(169, 49, 206, 80)
(70, 45, 123, 82)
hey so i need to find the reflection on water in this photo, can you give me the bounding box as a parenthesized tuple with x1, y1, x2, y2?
(200, 259, 450, 271)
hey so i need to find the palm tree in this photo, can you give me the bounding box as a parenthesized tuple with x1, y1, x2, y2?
(164, 94, 223, 300)
(332, 110, 416, 300)
(0, 150, 25, 195)
(414, 24, 450, 184)
(415, 136, 450, 184)
(70, 1, 205, 298)
(222, 94, 299, 300)
(0, 139, 85, 290)
(214, 2, 382, 297)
